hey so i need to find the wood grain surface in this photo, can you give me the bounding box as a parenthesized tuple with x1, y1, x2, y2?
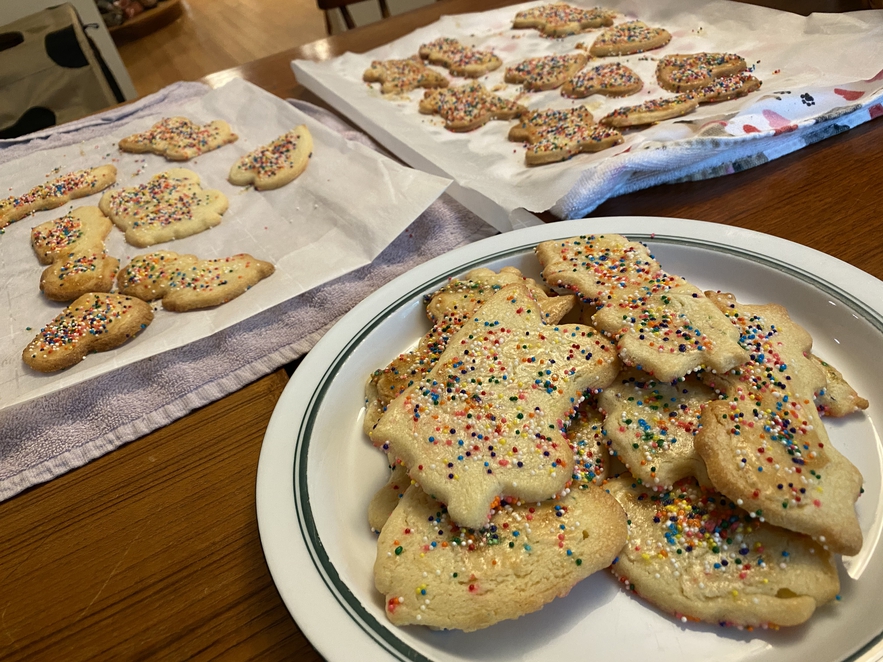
(2, 0, 882, 659)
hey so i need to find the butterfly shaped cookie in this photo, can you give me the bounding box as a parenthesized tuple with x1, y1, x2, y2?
(118, 117, 238, 161)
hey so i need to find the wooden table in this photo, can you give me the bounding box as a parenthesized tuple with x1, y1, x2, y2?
(2, 1, 881, 659)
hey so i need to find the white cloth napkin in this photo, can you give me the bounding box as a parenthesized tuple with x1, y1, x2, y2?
(0, 83, 497, 502)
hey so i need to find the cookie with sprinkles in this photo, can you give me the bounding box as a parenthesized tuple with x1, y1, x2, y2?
(363, 56, 449, 95)
(118, 117, 238, 161)
(505, 53, 589, 92)
(31, 206, 113, 265)
(600, 94, 698, 127)
(811, 353, 869, 418)
(656, 52, 748, 93)
(116, 250, 275, 311)
(589, 20, 671, 57)
(607, 476, 840, 628)
(536, 234, 749, 382)
(512, 3, 615, 37)
(22, 292, 153, 373)
(419, 81, 527, 132)
(229, 125, 313, 190)
(598, 368, 714, 490)
(99, 168, 228, 247)
(418, 38, 501, 78)
(508, 106, 623, 166)
(40, 250, 119, 303)
(0, 165, 116, 230)
(374, 481, 627, 630)
(690, 72, 762, 104)
(566, 398, 613, 486)
(364, 267, 578, 435)
(370, 282, 620, 530)
(561, 62, 643, 98)
(369, 459, 412, 532)
(695, 292, 864, 556)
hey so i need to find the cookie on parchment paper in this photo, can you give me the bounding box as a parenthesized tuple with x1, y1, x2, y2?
(117, 250, 275, 311)
(508, 106, 623, 166)
(419, 81, 527, 132)
(655, 52, 747, 93)
(589, 20, 671, 57)
(363, 57, 449, 95)
(31, 206, 113, 265)
(1, 165, 116, 230)
(99, 168, 228, 247)
(505, 53, 589, 92)
(418, 37, 502, 78)
(118, 117, 238, 161)
(22, 292, 153, 373)
(600, 94, 698, 127)
(229, 125, 313, 190)
(512, 3, 615, 37)
(562, 62, 643, 99)
(374, 482, 627, 630)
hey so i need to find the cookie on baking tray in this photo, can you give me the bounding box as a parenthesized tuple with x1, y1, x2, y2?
(696, 291, 864, 556)
(589, 20, 671, 57)
(536, 234, 748, 382)
(363, 57, 449, 94)
(598, 368, 713, 490)
(508, 106, 623, 165)
(600, 94, 699, 127)
(512, 3, 615, 37)
(374, 481, 627, 630)
(22, 292, 153, 373)
(655, 53, 748, 93)
(419, 81, 527, 132)
(118, 117, 238, 161)
(228, 125, 313, 190)
(561, 62, 643, 98)
(31, 206, 113, 265)
(505, 53, 589, 92)
(607, 476, 841, 628)
(369, 282, 620, 530)
(364, 266, 577, 435)
(117, 250, 275, 311)
(690, 72, 762, 104)
(99, 168, 228, 247)
(0, 165, 116, 229)
(418, 38, 501, 78)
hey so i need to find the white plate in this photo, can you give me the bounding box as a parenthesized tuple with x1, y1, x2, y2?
(256, 217, 883, 662)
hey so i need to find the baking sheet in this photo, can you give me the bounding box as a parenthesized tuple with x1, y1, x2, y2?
(0, 78, 451, 410)
(292, 0, 883, 230)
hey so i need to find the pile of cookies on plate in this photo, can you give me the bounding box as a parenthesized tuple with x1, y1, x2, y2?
(3, 118, 313, 372)
(364, 233, 866, 632)
(363, 3, 762, 165)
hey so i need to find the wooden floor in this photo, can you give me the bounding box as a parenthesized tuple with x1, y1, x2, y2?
(117, 0, 327, 96)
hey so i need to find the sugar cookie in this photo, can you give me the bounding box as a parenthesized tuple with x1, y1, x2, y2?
(22, 292, 153, 372)
(0, 166, 116, 229)
(505, 53, 589, 92)
(656, 53, 747, 93)
(99, 168, 228, 247)
(228, 125, 313, 190)
(690, 72, 762, 104)
(117, 250, 275, 311)
(561, 62, 643, 98)
(119, 117, 238, 161)
(374, 482, 627, 630)
(370, 282, 620, 530)
(31, 206, 112, 265)
(607, 476, 840, 628)
(418, 38, 501, 78)
(512, 3, 615, 37)
(509, 106, 623, 165)
(589, 20, 671, 57)
(363, 57, 449, 94)
(600, 94, 698, 127)
(812, 354, 869, 418)
(419, 82, 526, 132)
(536, 234, 748, 382)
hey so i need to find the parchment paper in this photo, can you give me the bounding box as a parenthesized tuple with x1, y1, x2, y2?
(0, 78, 451, 410)
(293, 0, 883, 229)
